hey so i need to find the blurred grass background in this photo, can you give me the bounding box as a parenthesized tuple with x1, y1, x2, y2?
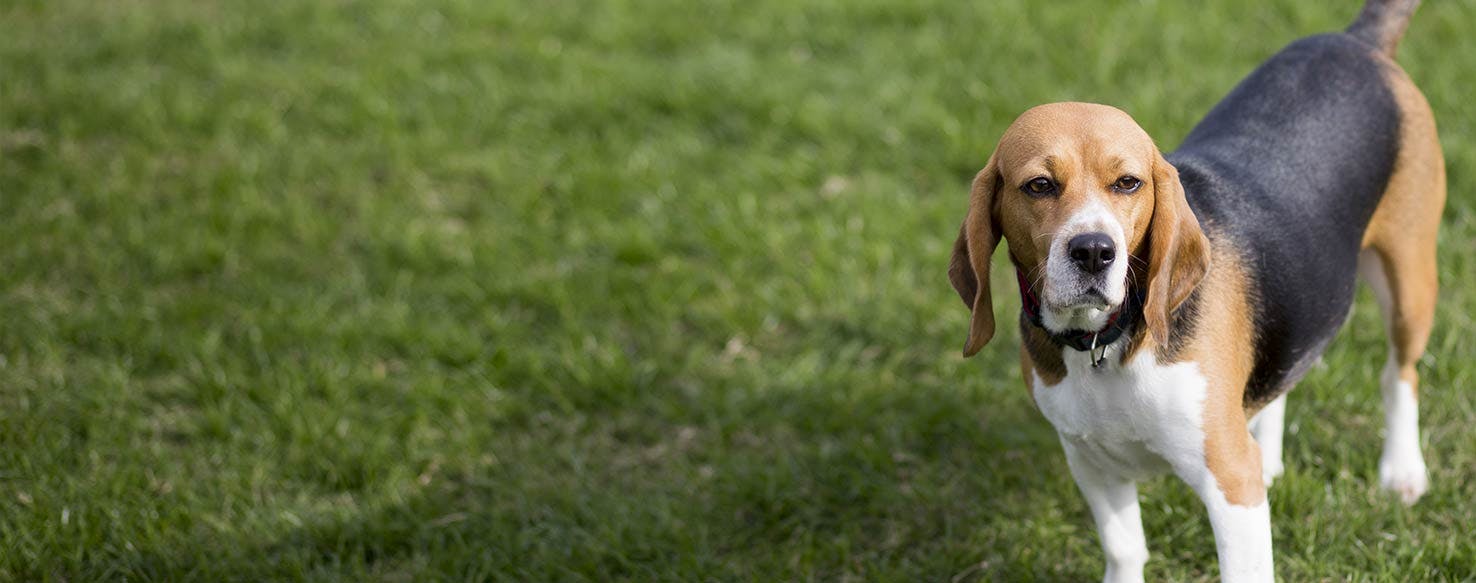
(2, 0, 1474, 580)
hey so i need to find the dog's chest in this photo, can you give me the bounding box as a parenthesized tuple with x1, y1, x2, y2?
(1033, 350, 1210, 477)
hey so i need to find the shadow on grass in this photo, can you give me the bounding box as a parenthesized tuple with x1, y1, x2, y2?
(102, 379, 1090, 581)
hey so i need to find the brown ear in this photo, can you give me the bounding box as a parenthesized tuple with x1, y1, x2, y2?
(949, 155, 1002, 357)
(1144, 152, 1211, 343)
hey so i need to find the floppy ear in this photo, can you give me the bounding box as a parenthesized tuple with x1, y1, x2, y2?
(1144, 151, 1211, 343)
(949, 154, 1002, 357)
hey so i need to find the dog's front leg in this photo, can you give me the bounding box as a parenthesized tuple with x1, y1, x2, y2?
(1061, 437, 1149, 583)
(1188, 474, 1274, 582)
(1179, 422, 1275, 582)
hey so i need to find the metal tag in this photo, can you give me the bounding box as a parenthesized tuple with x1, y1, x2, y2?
(1089, 333, 1108, 368)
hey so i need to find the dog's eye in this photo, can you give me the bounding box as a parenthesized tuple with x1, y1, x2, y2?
(1112, 175, 1142, 194)
(1022, 177, 1056, 196)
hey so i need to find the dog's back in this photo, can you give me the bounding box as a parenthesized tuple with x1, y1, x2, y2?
(1164, 0, 1438, 407)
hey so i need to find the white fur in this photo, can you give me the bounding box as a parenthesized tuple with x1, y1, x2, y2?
(1359, 249, 1395, 332)
(1198, 491, 1274, 582)
(1358, 250, 1430, 504)
(1248, 393, 1286, 486)
(1061, 438, 1149, 583)
(1035, 346, 1274, 583)
(1043, 199, 1129, 332)
(1379, 363, 1428, 504)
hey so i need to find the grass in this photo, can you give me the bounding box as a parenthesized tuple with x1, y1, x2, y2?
(2, 0, 1474, 580)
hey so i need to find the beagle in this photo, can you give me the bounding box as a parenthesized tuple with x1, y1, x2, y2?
(948, 1, 1442, 580)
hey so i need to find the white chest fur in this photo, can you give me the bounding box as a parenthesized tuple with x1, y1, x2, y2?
(1033, 347, 1275, 582)
(1033, 347, 1210, 479)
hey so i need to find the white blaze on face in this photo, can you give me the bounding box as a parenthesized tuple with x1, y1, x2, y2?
(1042, 198, 1130, 332)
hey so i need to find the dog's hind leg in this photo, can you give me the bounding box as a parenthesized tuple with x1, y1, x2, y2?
(1359, 247, 1435, 505)
(1358, 60, 1444, 505)
(1247, 394, 1286, 487)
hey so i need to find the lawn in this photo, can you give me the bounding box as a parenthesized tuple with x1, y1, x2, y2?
(2, 0, 1475, 580)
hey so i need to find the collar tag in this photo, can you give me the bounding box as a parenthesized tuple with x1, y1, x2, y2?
(1089, 333, 1107, 368)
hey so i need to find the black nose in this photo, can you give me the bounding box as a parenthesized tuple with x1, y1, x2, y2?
(1067, 233, 1116, 274)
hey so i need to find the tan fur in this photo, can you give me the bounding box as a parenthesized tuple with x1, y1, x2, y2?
(1361, 56, 1444, 398)
(952, 161, 1001, 356)
(1021, 324, 1066, 387)
(1182, 246, 1265, 506)
(1143, 154, 1212, 344)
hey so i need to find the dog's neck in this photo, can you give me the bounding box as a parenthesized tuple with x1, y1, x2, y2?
(1015, 258, 1207, 383)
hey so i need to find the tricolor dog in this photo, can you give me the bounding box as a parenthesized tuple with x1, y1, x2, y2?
(947, 1, 1442, 580)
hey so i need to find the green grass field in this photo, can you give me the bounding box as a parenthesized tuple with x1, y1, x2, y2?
(3, 0, 1475, 580)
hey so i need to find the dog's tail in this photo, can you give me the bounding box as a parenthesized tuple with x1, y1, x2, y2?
(1347, 0, 1422, 56)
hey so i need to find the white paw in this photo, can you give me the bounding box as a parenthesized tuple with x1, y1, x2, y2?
(1262, 460, 1284, 487)
(1379, 455, 1429, 505)
(1102, 562, 1146, 583)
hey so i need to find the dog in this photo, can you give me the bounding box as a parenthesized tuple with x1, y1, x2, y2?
(947, 1, 1441, 580)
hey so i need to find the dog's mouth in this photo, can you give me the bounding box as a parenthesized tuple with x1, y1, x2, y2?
(1042, 284, 1126, 332)
(1047, 282, 1121, 310)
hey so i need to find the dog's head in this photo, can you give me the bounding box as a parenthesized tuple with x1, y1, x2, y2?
(950, 102, 1210, 356)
